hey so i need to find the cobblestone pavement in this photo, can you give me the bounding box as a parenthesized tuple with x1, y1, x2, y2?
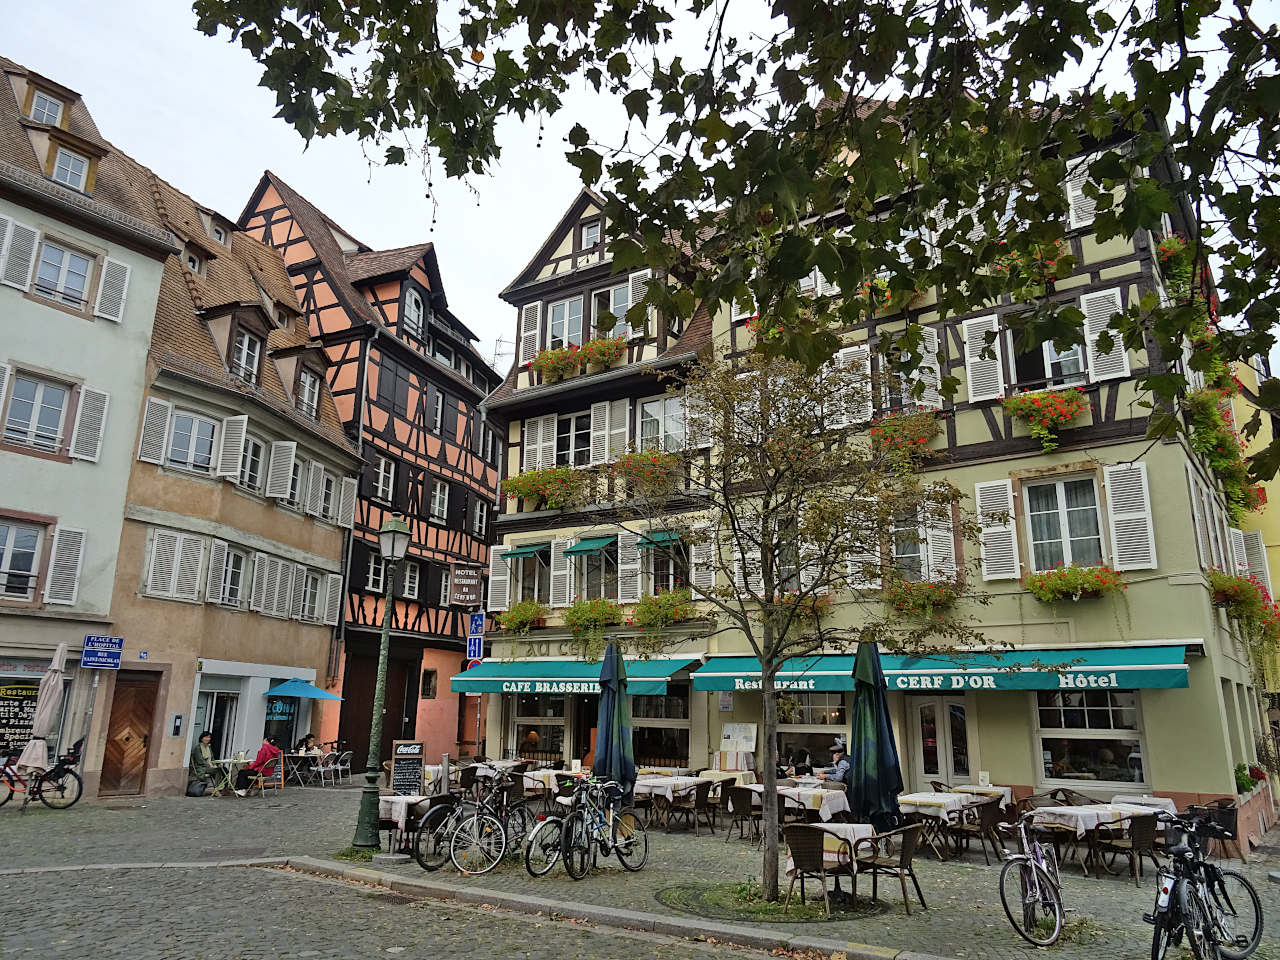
(6, 788, 1280, 960)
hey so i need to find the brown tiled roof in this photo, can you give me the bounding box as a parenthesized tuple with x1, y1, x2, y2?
(344, 243, 433, 282)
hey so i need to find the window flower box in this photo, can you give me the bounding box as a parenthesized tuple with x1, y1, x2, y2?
(883, 578, 958, 618)
(498, 599, 549, 635)
(1001, 387, 1089, 452)
(627, 589, 695, 632)
(580, 336, 627, 369)
(610, 450, 682, 495)
(869, 411, 941, 460)
(1022, 564, 1125, 603)
(501, 467, 586, 509)
(777, 590, 833, 621)
(531, 345, 584, 381)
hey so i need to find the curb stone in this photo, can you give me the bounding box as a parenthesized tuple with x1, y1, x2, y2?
(276, 856, 956, 960)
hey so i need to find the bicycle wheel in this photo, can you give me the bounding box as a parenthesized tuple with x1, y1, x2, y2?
(560, 810, 593, 880)
(504, 804, 534, 852)
(1180, 877, 1222, 960)
(1039, 842, 1061, 890)
(450, 813, 506, 875)
(999, 857, 1063, 947)
(1152, 911, 1179, 960)
(612, 809, 648, 871)
(524, 817, 563, 877)
(413, 806, 456, 872)
(1209, 870, 1262, 960)
(37, 769, 82, 810)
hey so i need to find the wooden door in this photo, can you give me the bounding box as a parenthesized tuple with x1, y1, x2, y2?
(100, 672, 159, 796)
(339, 652, 421, 771)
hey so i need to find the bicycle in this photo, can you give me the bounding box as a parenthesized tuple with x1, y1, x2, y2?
(560, 778, 648, 880)
(996, 811, 1064, 946)
(1147, 812, 1262, 960)
(524, 813, 564, 877)
(0, 739, 84, 811)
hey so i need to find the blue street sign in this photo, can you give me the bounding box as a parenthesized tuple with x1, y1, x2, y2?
(466, 635, 484, 660)
(468, 612, 485, 637)
(81, 635, 124, 670)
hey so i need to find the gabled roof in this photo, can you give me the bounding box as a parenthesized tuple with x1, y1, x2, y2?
(500, 186, 608, 299)
(344, 243, 434, 283)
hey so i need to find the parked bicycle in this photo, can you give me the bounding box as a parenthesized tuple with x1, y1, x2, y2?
(1147, 812, 1262, 960)
(559, 778, 648, 880)
(413, 768, 530, 875)
(0, 739, 84, 811)
(996, 811, 1064, 946)
(524, 813, 564, 877)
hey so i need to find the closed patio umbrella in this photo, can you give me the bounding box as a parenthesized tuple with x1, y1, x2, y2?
(17, 642, 68, 770)
(592, 642, 636, 801)
(847, 641, 903, 832)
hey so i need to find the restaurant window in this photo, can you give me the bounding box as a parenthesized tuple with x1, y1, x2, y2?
(1024, 476, 1103, 572)
(632, 681, 690, 767)
(517, 548, 551, 604)
(548, 297, 584, 350)
(421, 669, 438, 699)
(1036, 690, 1145, 785)
(555, 412, 592, 467)
(514, 692, 566, 764)
(777, 692, 848, 768)
(577, 548, 617, 600)
(644, 540, 689, 595)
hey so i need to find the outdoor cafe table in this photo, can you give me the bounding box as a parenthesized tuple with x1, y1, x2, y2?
(379, 794, 430, 831)
(898, 791, 975, 860)
(1111, 794, 1178, 814)
(743, 782, 852, 822)
(212, 758, 245, 795)
(634, 775, 711, 801)
(785, 822, 876, 877)
(1030, 802, 1165, 875)
(952, 784, 1014, 808)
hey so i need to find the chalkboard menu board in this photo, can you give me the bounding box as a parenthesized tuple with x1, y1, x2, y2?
(390, 740, 424, 795)
(0, 681, 40, 750)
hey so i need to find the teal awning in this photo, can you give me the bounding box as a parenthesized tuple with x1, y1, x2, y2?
(692, 646, 1191, 693)
(504, 542, 550, 559)
(638, 531, 682, 549)
(451, 657, 701, 696)
(564, 535, 617, 556)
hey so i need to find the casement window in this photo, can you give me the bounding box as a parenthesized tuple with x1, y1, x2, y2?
(0, 521, 42, 600)
(285, 458, 306, 508)
(1024, 476, 1104, 571)
(580, 220, 601, 250)
(1011, 329, 1086, 390)
(212, 226, 227, 245)
(429, 479, 449, 522)
(440, 566, 451, 606)
(321, 474, 336, 519)
(515, 547, 551, 605)
(555, 411, 592, 467)
(480, 424, 497, 464)
(591, 283, 631, 339)
(366, 554, 386, 593)
(548, 297, 584, 350)
(218, 547, 248, 605)
(238, 435, 265, 492)
(577, 549, 618, 601)
(3, 374, 69, 452)
(403, 289, 425, 339)
(421, 669, 438, 699)
(297, 369, 320, 419)
(1036, 689, 1145, 786)
(146, 529, 205, 600)
(374, 456, 395, 502)
(166, 411, 218, 473)
(432, 391, 444, 433)
(30, 91, 62, 125)
(185, 251, 202, 273)
(645, 540, 690, 595)
(231, 329, 263, 385)
(892, 515, 925, 580)
(434, 341, 453, 366)
(402, 561, 420, 600)
(33, 240, 92, 306)
(51, 148, 88, 191)
(890, 502, 957, 582)
(302, 570, 323, 620)
(472, 499, 489, 539)
(638, 395, 685, 452)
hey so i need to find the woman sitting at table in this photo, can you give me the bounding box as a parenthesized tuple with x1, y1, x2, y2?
(790, 749, 813, 777)
(294, 733, 322, 755)
(233, 736, 282, 796)
(189, 731, 219, 795)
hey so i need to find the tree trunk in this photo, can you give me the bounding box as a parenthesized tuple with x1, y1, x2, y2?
(759, 666, 781, 901)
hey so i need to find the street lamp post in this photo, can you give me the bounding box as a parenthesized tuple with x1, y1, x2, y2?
(352, 512, 412, 850)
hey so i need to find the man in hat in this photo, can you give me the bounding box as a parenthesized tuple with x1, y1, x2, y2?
(817, 738, 850, 784)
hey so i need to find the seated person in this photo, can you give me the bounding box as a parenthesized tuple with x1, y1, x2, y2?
(295, 733, 322, 755)
(234, 737, 282, 796)
(189, 731, 219, 794)
(790, 749, 814, 777)
(817, 741, 850, 784)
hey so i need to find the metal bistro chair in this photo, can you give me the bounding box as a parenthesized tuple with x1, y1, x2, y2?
(333, 751, 353, 783)
(1095, 813, 1162, 885)
(314, 751, 339, 786)
(943, 797, 1003, 865)
(725, 786, 763, 844)
(783, 824, 853, 917)
(668, 780, 716, 835)
(1049, 786, 1096, 806)
(249, 758, 284, 797)
(853, 823, 928, 916)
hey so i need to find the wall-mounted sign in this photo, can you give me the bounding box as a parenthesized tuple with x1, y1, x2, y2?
(81, 635, 124, 670)
(0, 681, 40, 749)
(450, 565, 482, 606)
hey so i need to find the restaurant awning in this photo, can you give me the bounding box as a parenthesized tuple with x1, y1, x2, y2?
(691, 645, 1191, 693)
(638, 530, 682, 549)
(564, 535, 617, 556)
(451, 657, 701, 696)
(504, 542, 550, 559)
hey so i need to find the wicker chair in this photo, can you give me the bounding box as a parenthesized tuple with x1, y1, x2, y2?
(724, 786, 762, 843)
(929, 780, 953, 792)
(548, 773, 576, 815)
(458, 764, 481, 802)
(1048, 787, 1095, 806)
(943, 797, 1002, 865)
(853, 823, 928, 915)
(668, 780, 716, 835)
(783, 824, 852, 917)
(1095, 814, 1162, 885)
(706, 776, 736, 828)
(1189, 800, 1246, 861)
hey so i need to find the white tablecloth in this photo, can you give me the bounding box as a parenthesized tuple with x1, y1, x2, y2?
(697, 770, 758, 786)
(743, 783, 851, 822)
(898, 792, 971, 819)
(634, 775, 711, 801)
(784, 822, 876, 877)
(1030, 803, 1161, 838)
(1111, 794, 1177, 814)
(953, 784, 1014, 807)
(637, 766, 693, 777)
(379, 794, 429, 830)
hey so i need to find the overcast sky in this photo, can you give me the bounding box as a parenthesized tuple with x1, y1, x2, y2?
(3, 0, 595, 376)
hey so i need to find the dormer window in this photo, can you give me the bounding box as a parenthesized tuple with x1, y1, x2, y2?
(403, 289, 425, 339)
(275, 309, 290, 329)
(30, 91, 63, 126)
(231, 329, 263, 385)
(213, 226, 227, 244)
(51, 148, 88, 191)
(185, 251, 202, 273)
(297, 369, 321, 419)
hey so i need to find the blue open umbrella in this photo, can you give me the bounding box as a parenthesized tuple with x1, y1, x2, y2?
(265, 678, 342, 700)
(593, 643, 636, 801)
(847, 642, 903, 832)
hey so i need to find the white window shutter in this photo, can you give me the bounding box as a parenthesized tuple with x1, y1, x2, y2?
(1104, 462, 1157, 571)
(589, 401, 610, 466)
(137, 396, 171, 464)
(174, 534, 204, 600)
(690, 524, 716, 595)
(206, 539, 228, 604)
(519, 302, 542, 365)
(734, 548, 763, 597)
(627, 269, 652, 338)
(550, 538, 573, 608)
(0, 364, 10, 414)
(1082, 288, 1129, 381)
(69, 387, 110, 462)
(323, 572, 344, 626)
(0, 216, 10, 268)
(538, 413, 558, 470)
(487, 546, 511, 612)
(1, 221, 38, 290)
(1206, 488, 1226, 571)
(277, 561, 295, 617)
(918, 326, 943, 410)
(521, 416, 541, 472)
(799, 541, 820, 590)
(924, 506, 958, 581)
(337, 476, 358, 528)
(1181, 339, 1205, 393)
(829, 345, 871, 426)
(216, 415, 248, 477)
(148, 529, 180, 595)
(1066, 158, 1098, 230)
(265, 441, 297, 498)
(291, 563, 307, 618)
(617, 529, 642, 602)
(1185, 464, 1211, 569)
(93, 257, 131, 322)
(42, 526, 85, 605)
(846, 534, 882, 590)
(1243, 530, 1272, 595)
(1228, 527, 1250, 577)
(962, 316, 1004, 403)
(250, 552, 268, 611)
(607, 399, 629, 461)
(306, 461, 325, 515)
(975, 479, 1019, 580)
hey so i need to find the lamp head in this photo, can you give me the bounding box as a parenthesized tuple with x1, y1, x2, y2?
(378, 513, 411, 562)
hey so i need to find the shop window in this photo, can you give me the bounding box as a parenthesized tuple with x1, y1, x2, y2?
(1024, 476, 1103, 571)
(555, 412, 592, 467)
(514, 692, 567, 763)
(421, 669, 438, 699)
(1036, 690, 1145, 785)
(263, 695, 299, 746)
(777, 692, 848, 770)
(633, 727, 689, 768)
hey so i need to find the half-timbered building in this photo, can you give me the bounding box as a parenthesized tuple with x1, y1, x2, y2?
(239, 173, 503, 766)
